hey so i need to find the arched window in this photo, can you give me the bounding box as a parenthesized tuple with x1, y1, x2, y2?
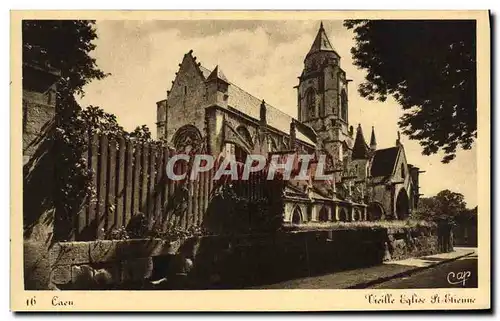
(352, 209, 361, 221)
(340, 89, 348, 121)
(292, 206, 302, 225)
(401, 165, 406, 179)
(367, 202, 384, 221)
(318, 206, 328, 222)
(339, 208, 348, 222)
(306, 88, 316, 119)
(172, 125, 203, 154)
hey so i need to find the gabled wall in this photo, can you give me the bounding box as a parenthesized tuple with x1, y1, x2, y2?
(163, 52, 207, 144)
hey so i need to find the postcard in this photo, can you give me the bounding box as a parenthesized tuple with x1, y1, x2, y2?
(11, 10, 490, 311)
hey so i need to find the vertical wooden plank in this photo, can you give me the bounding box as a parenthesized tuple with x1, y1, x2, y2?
(155, 148, 164, 226)
(208, 166, 214, 201)
(97, 135, 109, 239)
(76, 132, 90, 240)
(256, 172, 260, 200)
(162, 148, 169, 224)
(197, 171, 204, 226)
(141, 144, 150, 214)
(193, 169, 200, 227)
(86, 133, 99, 240)
(124, 140, 133, 228)
(115, 136, 126, 230)
(202, 170, 209, 224)
(166, 154, 175, 228)
(185, 166, 193, 229)
(249, 172, 254, 201)
(254, 172, 258, 200)
(177, 160, 187, 228)
(168, 151, 179, 226)
(132, 143, 141, 216)
(148, 146, 156, 222)
(197, 172, 202, 227)
(107, 137, 117, 232)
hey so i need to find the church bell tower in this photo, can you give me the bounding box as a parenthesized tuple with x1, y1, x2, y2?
(296, 22, 354, 167)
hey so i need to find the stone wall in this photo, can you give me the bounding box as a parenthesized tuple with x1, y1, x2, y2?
(23, 63, 60, 289)
(188, 226, 439, 289)
(48, 225, 439, 290)
(164, 52, 207, 143)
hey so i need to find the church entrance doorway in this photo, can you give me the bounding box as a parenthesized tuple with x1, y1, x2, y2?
(396, 189, 410, 220)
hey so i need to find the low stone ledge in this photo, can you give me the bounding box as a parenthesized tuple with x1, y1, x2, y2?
(53, 238, 182, 265)
(49, 242, 90, 265)
(113, 239, 178, 260)
(89, 240, 119, 263)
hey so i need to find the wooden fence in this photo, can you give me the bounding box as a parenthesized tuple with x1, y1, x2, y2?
(68, 133, 272, 241)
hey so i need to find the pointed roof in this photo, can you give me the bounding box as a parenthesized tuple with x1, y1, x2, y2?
(370, 146, 401, 177)
(307, 21, 338, 58)
(352, 124, 370, 160)
(370, 126, 377, 147)
(207, 65, 229, 83)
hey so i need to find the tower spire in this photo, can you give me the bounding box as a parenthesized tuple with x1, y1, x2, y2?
(370, 126, 377, 150)
(306, 22, 338, 58)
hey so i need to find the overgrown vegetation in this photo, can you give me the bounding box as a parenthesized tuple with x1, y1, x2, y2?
(106, 212, 206, 242)
(282, 219, 435, 232)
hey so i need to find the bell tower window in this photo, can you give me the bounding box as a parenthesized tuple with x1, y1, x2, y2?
(340, 89, 348, 121)
(306, 88, 316, 120)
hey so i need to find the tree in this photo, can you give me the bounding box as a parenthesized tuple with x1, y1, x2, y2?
(415, 189, 468, 222)
(23, 20, 109, 235)
(23, 20, 108, 97)
(344, 20, 476, 163)
(129, 125, 153, 143)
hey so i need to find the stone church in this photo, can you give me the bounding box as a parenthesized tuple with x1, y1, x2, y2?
(156, 22, 422, 225)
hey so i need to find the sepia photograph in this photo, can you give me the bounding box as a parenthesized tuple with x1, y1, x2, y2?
(12, 10, 490, 311)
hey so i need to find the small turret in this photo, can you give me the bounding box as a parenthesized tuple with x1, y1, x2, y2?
(352, 124, 370, 160)
(205, 65, 229, 108)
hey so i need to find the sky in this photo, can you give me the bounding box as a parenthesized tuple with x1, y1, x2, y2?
(77, 20, 477, 208)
